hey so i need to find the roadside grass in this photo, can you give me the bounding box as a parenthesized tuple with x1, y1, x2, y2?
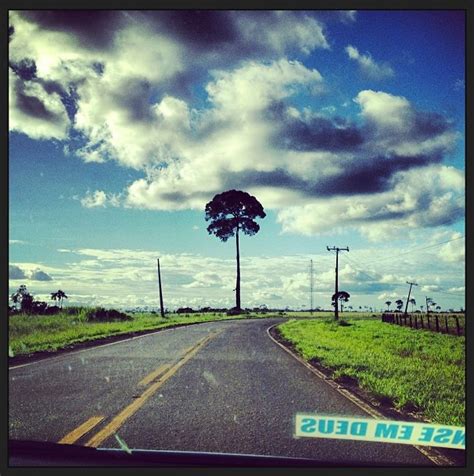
(277, 317, 465, 426)
(8, 309, 277, 356)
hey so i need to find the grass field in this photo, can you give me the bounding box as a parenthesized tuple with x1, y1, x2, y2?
(8, 308, 278, 356)
(277, 316, 465, 426)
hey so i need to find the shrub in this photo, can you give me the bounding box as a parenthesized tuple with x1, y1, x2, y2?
(83, 307, 133, 322)
(226, 307, 243, 316)
(338, 319, 352, 327)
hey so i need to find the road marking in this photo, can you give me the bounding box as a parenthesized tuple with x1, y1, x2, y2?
(58, 416, 105, 445)
(85, 332, 219, 448)
(138, 363, 170, 387)
(266, 323, 456, 467)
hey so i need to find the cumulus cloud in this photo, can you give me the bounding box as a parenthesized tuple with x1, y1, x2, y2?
(345, 45, 394, 80)
(9, 265, 26, 279)
(184, 272, 224, 288)
(276, 164, 464, 240)
(438, 233, 465, 262)
(9, 68, 70, 139)
(29, 269, 53, 281)
(80, 190, 121, 208)
(8, 245, 463, 310)
(9, 11, 464, 242)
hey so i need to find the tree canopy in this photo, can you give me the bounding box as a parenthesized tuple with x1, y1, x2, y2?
(205, 189, 266, 241)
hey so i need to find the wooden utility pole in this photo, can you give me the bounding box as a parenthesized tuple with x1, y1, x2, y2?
(309, 259, 314, 315)
(327, 246, 349, 320)
(157, 258, 165, 317)
(404, 281, 418, 317)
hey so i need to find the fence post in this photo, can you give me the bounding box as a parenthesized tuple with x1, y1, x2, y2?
(427, 315, 430, 329)
(445, 316, 449, 334)
(435, 315, 439, 332)
(414, 315, 418, 329)
(409, 314, 412, 327)
(420, 315, 424, 328)
(456, 317, 460, 336)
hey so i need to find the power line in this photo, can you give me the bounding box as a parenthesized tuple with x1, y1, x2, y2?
(343, 253, 380, 282)
(362, 235, 465, 266)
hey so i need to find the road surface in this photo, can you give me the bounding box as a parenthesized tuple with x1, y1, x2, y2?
(9, 318, 435, 465)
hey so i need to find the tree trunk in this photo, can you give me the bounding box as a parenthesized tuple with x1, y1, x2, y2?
(236, 228, 241, 310)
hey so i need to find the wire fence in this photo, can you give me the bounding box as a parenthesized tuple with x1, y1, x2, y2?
(381, 312, 465, 337)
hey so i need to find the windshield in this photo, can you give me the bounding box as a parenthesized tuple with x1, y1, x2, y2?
(8, 9, 465, 468)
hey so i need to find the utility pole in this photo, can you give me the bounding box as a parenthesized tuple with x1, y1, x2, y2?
(309, 259, 314, 315)
(157, 258, 165, 318)
(404, 281, 418, 316)
(326, 246, 349, 320)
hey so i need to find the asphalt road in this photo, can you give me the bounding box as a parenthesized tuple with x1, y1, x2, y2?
(9, 318, 434, 465)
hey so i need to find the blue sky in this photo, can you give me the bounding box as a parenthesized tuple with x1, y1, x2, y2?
(9, 10, 465, 311)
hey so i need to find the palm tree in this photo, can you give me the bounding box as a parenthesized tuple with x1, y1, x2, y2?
(51, 290, 68, 309)
(409, 298, 416, 313)
(395, 299, 404, 312)
(205, 190, 265, 312)
(436, 305, 441, 313)
(385, 301, 392, 311)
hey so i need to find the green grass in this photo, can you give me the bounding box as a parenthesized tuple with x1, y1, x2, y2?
(8, 309, 277, 356)
(277, 317, 465, 426)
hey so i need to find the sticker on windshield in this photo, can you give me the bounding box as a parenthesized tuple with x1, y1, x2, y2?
(295, 414, 465, 450)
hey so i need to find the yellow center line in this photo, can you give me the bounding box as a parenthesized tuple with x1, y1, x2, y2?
(58, 416, 105, 445)
(138, 363, 171, 387)
(85, 331, 220, 448)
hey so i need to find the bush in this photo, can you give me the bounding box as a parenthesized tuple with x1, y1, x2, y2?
(62, 306, 84, 315)
(177, 307, 194, 314)
(83, 307, 133, 322)
(337, 319, 352, 327)
(226, 307, 243, 316)
(42, 305, 60, 315)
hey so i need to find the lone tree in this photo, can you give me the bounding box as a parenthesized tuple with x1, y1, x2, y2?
(205, 190, 265, 312)
(51, 290, 68, 309)
(332, 291, 350, 313)
(395, 299, 404, 312)
(409, 298, 416, 313)
(385, 300, 392, 311)
(10, 285, 34, 313)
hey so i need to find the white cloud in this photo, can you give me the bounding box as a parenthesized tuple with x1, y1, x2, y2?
(9, 265, 26, 280)
(9, 68, 70, 140)
(340, 11, 357, 23)
(345, 45, 394, 80)
(8, 11, 464, 246)
(9, 243, 464, 310)
(233, 11, 329, 54)
(438, 233, 465, 263)
(29, 269, 53, 281)
(276, 165, 464, 241)
(80, 190, 121, 208)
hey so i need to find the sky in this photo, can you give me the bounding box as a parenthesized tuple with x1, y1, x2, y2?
(8, 10, 465, 311)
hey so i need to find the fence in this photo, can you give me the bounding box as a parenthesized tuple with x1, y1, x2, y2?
(381, 313, 464, 337)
